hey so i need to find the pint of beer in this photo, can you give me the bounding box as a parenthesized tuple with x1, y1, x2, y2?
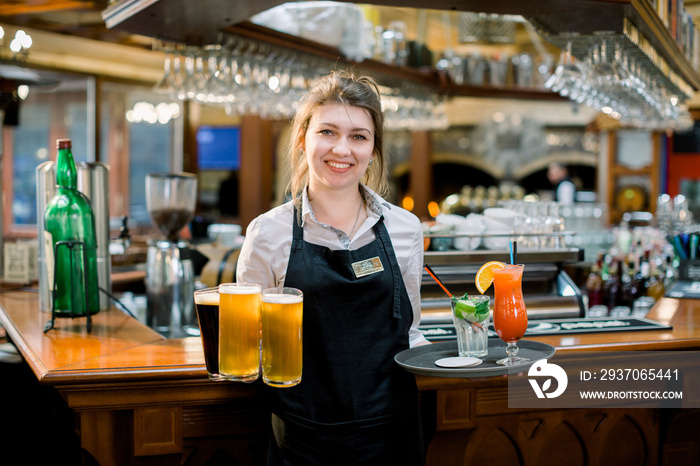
(194, 287, 221, 380)
(218, 283, 261, 382)
(261, 287, 303, 387)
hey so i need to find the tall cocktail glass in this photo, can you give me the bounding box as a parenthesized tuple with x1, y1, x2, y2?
(218, 282, 261, 382)
(194, 287, 221, 380)
(261, 287, 303, 387)
(492, 264, 529, 366)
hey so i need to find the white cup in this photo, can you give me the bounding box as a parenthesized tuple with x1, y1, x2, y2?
(208, 224, 242, 248)
(483, 207, 518, 227)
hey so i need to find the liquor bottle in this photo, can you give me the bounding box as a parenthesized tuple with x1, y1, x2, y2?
(603, 258, 622, 311)
(600, 253, 610, 282)
(43, 139, 100, 316)
(637, 250, 651, 297)
(585, 258, 604, 307)
(662, 254, 679, 289)
(599, 253, 611, 306)
(620, 259, 640, 308)
(646, 262, 666, 301)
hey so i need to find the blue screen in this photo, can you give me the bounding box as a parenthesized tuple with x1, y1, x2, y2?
(196, 126, 241, 170)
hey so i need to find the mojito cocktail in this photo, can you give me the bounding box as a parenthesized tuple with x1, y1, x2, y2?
(451, 294, 490, 358)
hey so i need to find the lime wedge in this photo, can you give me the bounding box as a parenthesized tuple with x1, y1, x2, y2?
(454, 300, 476, 320)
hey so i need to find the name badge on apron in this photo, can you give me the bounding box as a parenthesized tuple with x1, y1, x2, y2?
(352, 256, 384, 278)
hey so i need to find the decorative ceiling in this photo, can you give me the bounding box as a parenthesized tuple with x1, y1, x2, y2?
(2, 1, 700, 114)
(0, 1, 565, 52)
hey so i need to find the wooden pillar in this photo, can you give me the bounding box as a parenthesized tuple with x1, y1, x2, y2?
(239, 115, 273, 231)
(606, 130, 618, 223)
(409, 130, 432, 220)
(650, 132, 661, 215)
(182, 100, 197, 174)
(86, 76, 105, 163)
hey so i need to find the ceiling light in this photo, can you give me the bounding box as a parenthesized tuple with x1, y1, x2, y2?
(1, 28, 32, 62)
(17, 85, 29, 100)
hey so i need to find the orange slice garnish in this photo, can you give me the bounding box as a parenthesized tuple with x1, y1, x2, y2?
(475, 261, 507, 294)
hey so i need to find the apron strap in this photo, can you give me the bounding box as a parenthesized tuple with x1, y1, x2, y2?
(292, 205, 305, 251)
(374, 216, 403, 320)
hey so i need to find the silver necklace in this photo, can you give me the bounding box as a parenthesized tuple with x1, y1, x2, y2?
(348, 198, 364, 239)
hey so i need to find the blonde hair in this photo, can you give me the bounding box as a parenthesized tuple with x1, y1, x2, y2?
(287, 71, 388, 204)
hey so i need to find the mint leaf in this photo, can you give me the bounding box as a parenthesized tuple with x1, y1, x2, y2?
(452, 293, 487, 321)
(475, 300, 490, 316)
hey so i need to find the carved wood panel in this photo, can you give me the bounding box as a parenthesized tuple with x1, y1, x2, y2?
(75, 397, 270, 466)
(134, 406, 183, 456)
(426, 408, 659, 466)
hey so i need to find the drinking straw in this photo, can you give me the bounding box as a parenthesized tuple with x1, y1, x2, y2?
(673, 235, 688, 260)
(510, 240, 517, 265)
(681, 233, 690, 255)
(424, 264, 453, 298)
(425, 264, 485, 332)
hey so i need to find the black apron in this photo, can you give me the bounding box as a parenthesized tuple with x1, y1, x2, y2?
(267, 207, 424, 466)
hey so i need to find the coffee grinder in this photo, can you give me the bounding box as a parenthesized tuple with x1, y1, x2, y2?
(145, 172, 198, 338)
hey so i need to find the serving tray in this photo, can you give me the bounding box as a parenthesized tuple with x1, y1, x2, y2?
(395, 340, 555, 378)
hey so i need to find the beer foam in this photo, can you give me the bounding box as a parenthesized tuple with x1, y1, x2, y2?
(194, 292, 219, 305)
(219, 283, 261, 294)
(263, 293, 303, 304)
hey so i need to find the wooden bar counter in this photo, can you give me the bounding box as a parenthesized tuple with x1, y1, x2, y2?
(1, 291, 699, 466)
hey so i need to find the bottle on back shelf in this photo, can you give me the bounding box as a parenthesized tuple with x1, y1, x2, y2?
(637, 250, 651, 296)
(585, 257, 604, 307)
(646, 261, 666, 301)
(600, 253, 611, 282)
(620, 259, 640, 308)
(662, 254, 679, 289)
(43, 139, 100, 316)
(603, 258, 622, 311)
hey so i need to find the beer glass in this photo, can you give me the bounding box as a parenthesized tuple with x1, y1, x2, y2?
(194, 287, 221, 380)
(218, 283, 261, 382)
(261, 287, 303, 387)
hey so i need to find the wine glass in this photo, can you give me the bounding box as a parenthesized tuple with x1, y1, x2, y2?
(545, 40, 584, 99)
(169, 47, 189, 101)
(492, 264, 529, 366)
(153, 47, 174, 95)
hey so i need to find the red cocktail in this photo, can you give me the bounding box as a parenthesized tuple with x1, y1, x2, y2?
(492, 264, 529, 365)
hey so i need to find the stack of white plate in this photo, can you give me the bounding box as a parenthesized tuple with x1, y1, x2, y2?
(434, 213, 484, 251)
(482, 208, 516, 250)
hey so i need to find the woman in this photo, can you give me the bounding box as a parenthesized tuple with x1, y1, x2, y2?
(237, 71, 428, 466)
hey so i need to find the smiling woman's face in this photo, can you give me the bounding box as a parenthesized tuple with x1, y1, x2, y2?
(304, 103, 375, 196)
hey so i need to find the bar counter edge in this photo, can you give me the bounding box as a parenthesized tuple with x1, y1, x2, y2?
(1, 291, 699, 466)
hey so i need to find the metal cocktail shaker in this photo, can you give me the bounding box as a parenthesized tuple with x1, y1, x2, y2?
(36, 161, 112, 312)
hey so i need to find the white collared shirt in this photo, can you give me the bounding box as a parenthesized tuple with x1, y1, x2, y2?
(236, 184, 428, 347)
(556, 179, 576, 204)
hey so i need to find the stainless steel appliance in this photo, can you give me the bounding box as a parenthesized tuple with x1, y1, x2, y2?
(420, 248, 585, 325)
(144, 172, 198, 338)
(36, 161, 112, 312)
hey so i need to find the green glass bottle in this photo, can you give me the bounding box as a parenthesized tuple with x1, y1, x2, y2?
(43, 139, 100, 316)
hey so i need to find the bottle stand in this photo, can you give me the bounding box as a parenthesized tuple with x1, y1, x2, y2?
(44, 240, 94, 333)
